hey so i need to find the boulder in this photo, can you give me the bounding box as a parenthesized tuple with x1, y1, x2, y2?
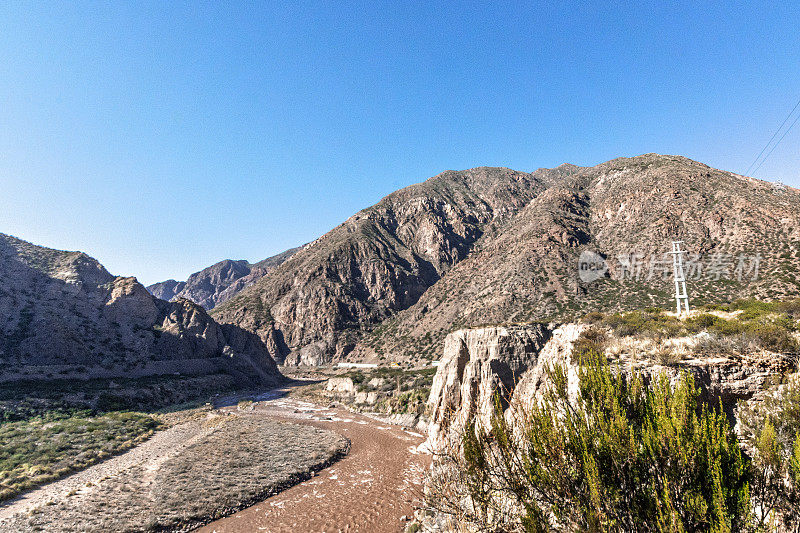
(326, 377, 356, 394)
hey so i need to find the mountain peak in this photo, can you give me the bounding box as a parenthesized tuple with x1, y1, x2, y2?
(147, 247, 301, 309)
(210, 155, 800, 367)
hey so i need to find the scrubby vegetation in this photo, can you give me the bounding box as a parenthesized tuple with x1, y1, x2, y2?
(292, 366, 437, 416)
(2, 415, 349, 532)
(0, 410, 159, 501)
(581, 298, 800, 356)
(0, 373, 241, 422)
(0, 373, 242, 502)
(428, 353, 752, 532)
(738, 376, 800, 530)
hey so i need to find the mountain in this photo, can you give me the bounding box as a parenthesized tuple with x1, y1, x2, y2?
(0, 233, 283, 388)
(352, 154, 800, 364)
(147, 247, 300, 309)
(212, 154, 800, 367)
(210, 165, 578, 364)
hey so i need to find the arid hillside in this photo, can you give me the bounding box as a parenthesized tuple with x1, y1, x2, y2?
(211, 155, 800, 366)
(0, 233, 282, 387)
(147, 247, 300, 309)
(213, 165, 573, 364)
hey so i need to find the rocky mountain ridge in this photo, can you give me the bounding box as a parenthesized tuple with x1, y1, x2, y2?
(354, 155, 800, 364)
(0, 233, 283, 387)
(147, 247, 300, 309)
(212, 154, 800, 366)
(212, 165, 577, 364)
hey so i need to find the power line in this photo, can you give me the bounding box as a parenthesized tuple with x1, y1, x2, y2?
(744, 96, 800, 177)
(751, 108, 800, 177)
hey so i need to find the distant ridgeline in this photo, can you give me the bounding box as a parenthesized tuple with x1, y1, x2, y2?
(147, 246, 300, 310)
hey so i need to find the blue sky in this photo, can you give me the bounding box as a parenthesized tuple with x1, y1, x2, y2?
(1, 1, 799, 285)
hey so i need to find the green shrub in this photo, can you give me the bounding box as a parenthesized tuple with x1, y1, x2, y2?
(581, 311, 605, 324)
(686, 313, 722, 331)
(709, 318, 747, 337)
(701, 303, 732, 312)
(738, 377, 800, 529)
(746, 323, 798, 353)
(602, 310, 684, 339)
(430, 353, 752, 532)
(731, 299, 778, 321)
(342, 370, 365, 385)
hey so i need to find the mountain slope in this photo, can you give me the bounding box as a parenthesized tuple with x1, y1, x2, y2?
(353, 154, 800, 364)
(212, 167, 575, 364)
(147, 247, 300, 309)
(213, 155, 800, 366)
(0, 233, 283, 387)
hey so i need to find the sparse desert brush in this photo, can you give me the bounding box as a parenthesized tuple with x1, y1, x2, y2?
(598, 299, 800, 357)
(745, 323, 799, 353)
(0, 411, 159, 501)
(694, 332, 755, 357)
(236, 399, 254, 410)
(426, 353, 751, 532)
(777, 298, 800, 318)
(4, 415, 349, 532)
(653, 344, 682, 366)
(601, 309, 684, 338)
(738, 377, 800, 530)
(572, 326, 608, 358)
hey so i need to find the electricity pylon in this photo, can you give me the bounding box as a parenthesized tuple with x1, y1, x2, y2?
(668, 241, 690, 315)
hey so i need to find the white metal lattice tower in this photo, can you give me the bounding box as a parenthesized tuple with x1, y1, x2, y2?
(668, 241, 690, 315)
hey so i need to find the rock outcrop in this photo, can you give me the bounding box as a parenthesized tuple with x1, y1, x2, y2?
(209, 154, 800, 366)
(0, 233, 283, 387)
(325, 377, 356, 394)
(147, 247, 300, 310)
(424, 323, 793, 451)
(425, 324, 551, 451)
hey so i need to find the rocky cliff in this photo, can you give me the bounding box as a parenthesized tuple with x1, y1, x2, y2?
(211, 154, 800, 366)
(0, 233, 283, 387)
(424, 325, 552, 451)
(424, 323, 795, 450)
(147, 247, 300, 309)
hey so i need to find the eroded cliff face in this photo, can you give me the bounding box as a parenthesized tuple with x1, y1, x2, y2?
(424, 323, 794, 451)
(0, 233, 283, 387)
(424, 324, 551, 451)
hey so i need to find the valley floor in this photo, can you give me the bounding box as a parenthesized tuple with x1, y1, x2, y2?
(0, 382, 428, 532)
(198, 388, 429, 532)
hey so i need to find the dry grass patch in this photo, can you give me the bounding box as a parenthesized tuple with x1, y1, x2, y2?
(2, 414, 348, 532)
(0, 411, 159, 501)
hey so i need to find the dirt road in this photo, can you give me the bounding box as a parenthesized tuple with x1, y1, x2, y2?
(198, 393, 429, 533)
